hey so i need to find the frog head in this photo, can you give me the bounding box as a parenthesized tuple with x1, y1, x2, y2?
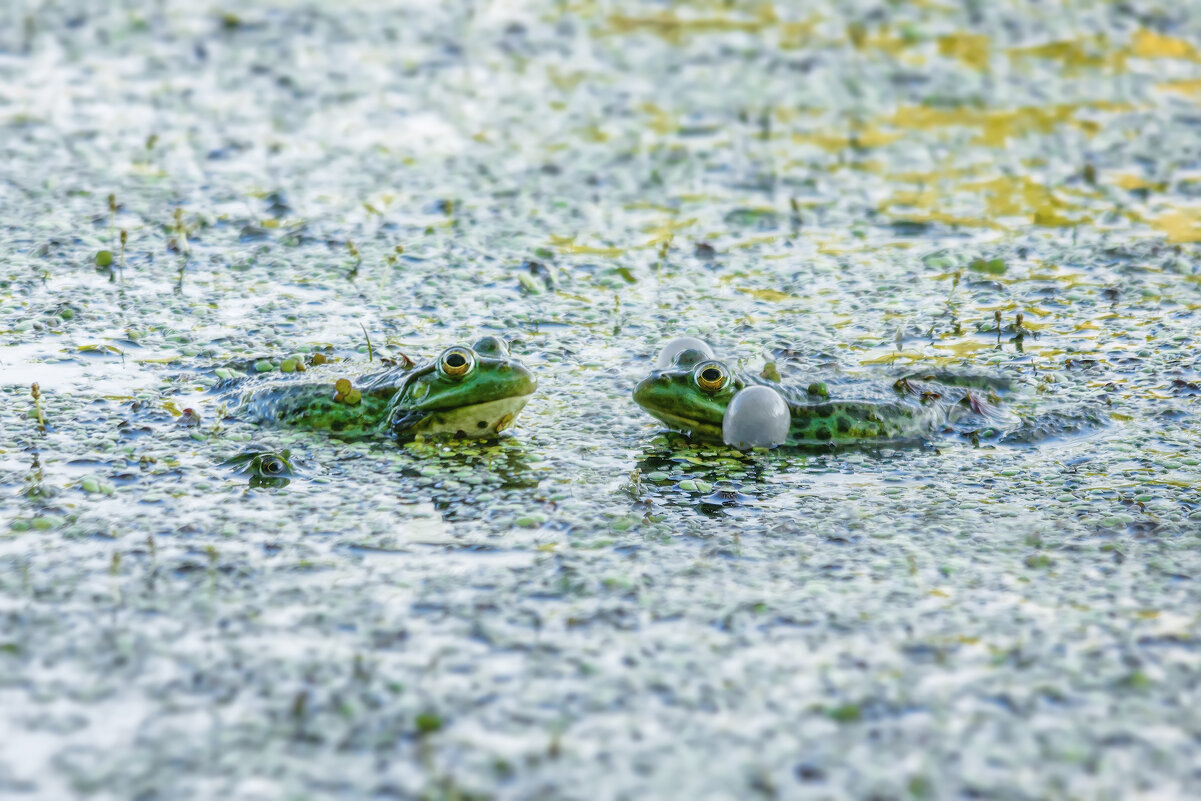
(387, 336, 537, 439)
(632, 348, 742, 441)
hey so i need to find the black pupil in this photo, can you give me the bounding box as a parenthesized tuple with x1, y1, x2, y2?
(264, 459, 281, 473)
(446, 353, 467, 368)
(702, 368, 721, 383)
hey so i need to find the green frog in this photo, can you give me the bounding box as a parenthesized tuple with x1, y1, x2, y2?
(229, 336, 537, 440)
(633, 341, 1015, 448)
(220, 447, 300, 488)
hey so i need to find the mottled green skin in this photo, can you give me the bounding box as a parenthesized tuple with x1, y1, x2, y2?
(232, 338, 536, 440)
(633, 358, 960, 447)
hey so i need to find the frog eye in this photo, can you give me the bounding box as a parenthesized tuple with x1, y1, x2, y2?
(694, 360, 729, 393)
(259, 455, 286, 475)
(472, 336, 509, 357)
(438, 347, 476, 379)
(673, 347, 708, 369)
(655, 337, 716, 370)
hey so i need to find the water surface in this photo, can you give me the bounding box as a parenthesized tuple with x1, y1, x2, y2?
(2, 1, 1200, 798)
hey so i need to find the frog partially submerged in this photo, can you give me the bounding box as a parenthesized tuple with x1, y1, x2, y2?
(220, 447, 299, 488)
(633, 339, 1015, 448)
(228, 336, 537, 440)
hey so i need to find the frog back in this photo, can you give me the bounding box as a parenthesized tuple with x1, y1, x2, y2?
(232, 363, 418, 436)
(737, 371, 944, 446)
(784, 398, 944, 445)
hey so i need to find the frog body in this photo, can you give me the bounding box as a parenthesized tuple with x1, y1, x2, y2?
(633, 345, 1012, 447)
(229, 336, 536, 440)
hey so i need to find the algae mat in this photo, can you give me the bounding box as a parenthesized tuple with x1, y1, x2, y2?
(1, 1, 1200, 798)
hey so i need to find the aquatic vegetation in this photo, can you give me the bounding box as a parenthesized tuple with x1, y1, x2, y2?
(29, 383, 45, 431)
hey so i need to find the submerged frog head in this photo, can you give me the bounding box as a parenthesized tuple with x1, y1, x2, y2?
(633, 348, 743, 440)
(388, 336, 537, 439)
(220, 447, 299, 488)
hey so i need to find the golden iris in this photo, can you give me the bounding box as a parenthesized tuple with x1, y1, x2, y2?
(694, 361, 728, 392)
(439, 347, 475, 378)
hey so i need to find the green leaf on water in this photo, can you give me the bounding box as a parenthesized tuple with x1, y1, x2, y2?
(921, 250, 954, 270)
(828, 704, 861, 723)
(415, 712, 442, 734)
(908, 775, 933, 799)
(517, 273, 542, 294)
(968, 258, 1006, 275)
(1123, 670, 1152, 690)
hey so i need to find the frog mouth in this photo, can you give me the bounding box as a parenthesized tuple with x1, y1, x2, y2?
(409, 394, 534, 438)
(640, 406, 724, 441)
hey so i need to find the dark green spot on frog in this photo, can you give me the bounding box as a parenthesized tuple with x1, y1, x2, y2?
(633, 346, 1017, 448)
(228, 336, 536, 440)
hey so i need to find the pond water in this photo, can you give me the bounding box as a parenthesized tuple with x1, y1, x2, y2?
(2, 1, 1200, 798)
